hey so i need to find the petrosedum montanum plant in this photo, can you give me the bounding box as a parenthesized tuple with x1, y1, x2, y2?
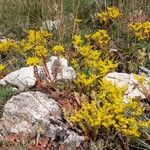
(69, 79, 150, 140)
(71, 29, 116, 94)
(67, 24, 150, 142)
(97, 7, 121, 24)
(128, 21, 150, 41)
(0, 30, 65, 84)
(0, 39, 17, 54)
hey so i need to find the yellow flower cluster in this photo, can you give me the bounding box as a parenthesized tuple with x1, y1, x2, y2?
(18, 30, 52, 66)
(70, 79, 150, 138)
(72, 35, 82, 47)
(0, 40, 17, 54)
(26, 57, 41, 66)
(71, 31, 116, 92)
(34, 45, 48, 57)
(97, 7, 121, 23)
(75, 73, 99, 90)
(107, 7, 121, 19)
(84, 59, 116, 76)
(78, 45, 95, 57)
(128, 21, 150, 40)
(17, 30, 51, 53)
(28, 30, 52, 45)
(52, 45, 64, 53)
(91, 30, 110, 48)
(6, 30, 52, 66)
(76, 45, 116, 76)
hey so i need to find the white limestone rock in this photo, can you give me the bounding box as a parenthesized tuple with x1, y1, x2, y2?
(106, 72, 150, 101)
(46, 56, 76, 80)
(0, 56, 76, 91)
(0, 66, 36, 91)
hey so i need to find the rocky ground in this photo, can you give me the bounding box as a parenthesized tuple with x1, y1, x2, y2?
(0, 56, 150, 149)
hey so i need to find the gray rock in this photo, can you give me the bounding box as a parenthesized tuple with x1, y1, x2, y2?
(0, 91, 84, 147)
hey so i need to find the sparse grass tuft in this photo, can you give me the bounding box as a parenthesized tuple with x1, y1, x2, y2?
(0, 86, 15, 117)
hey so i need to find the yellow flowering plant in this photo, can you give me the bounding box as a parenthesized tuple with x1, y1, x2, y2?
(1, 29, 66, 86)
(26, 57, 41, 66)
(75, 73, 100, 92)
(67, 23, 149, 144)
(10, 30, 54, 85)
(15, 30, 52, 53)
(70, 31, 116, 94)
(52, 45, 64, 53)
(107, 7, 121, 20)
(34, 45, 48, 57)
(0, 64, 5, 71)
(28, 30, 52, 46)
(97, 7, 121, 24)
(21, 30, 52, 84)
(72, 35, 82, 47)
(128, 21, 150, 40)
(91, 30, 110, 48)
(0, 40, 17, 54)
(70, 59, 79, 69)
(97, 12, 109, 23)
(69, 79, 150, 140)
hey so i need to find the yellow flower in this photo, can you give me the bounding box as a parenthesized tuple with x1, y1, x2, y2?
(0, 40, 16, 54)
(69, 79, 148, 138)
(72, 35, 82, 47)
(0, 64, 5, 71)
(91, 30, 110, 47)
(75, 73, 99, 89)
(79, 45, 92, 57)
(28, 30, 41, 45)
(34, 45, 48, 57)
(128, 21, 150, 40)
(26, 57, 41, 66)
(128, 22, 142, 32)
(97, 7, 121, 23)
(28, 30, 52, 45)
(107, 7, 121, 19)
(52, 45, 64, 53)
(97, 12, 109, 23)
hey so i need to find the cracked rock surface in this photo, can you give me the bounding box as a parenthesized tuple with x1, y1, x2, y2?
(0, 91, 84, 147)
